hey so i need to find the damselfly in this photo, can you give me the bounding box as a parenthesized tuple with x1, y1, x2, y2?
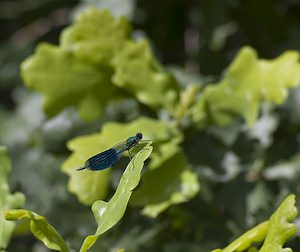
(77, 132, 145, 171)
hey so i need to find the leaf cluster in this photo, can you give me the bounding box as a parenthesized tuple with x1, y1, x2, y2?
(1, 3, 300, 252)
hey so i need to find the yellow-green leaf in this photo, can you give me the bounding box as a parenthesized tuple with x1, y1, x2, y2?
(62, 134, 111, 205)
(192, 47, 300, 127)
(211, 222, 269, 252)
(21, 43, 117, 121)
(3, 209, 69, 252)
(260, 194, 297, 252)
(131, 149, 200, 218)
(113, 39, 179, 111)
(62, 117, 182, 205)
(0, 146, 25, 250)
(61, 8, 131, 66)
(79, 143, 153, 252)
(212, 194, 297, 252)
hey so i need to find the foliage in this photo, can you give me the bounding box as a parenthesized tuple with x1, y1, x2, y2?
(192, 47, 300, 127)
(0, 146, 25, 250)
(212, 194, 297, 252)
(2, 1, 300, 251)
(80, 142, 152, 251)
(3, 143, 153, 252)
(62, 117, 199, 218)
(3, 209, 69, 252)
(260, 195, 297, 252)
(21, 9, 178, 121)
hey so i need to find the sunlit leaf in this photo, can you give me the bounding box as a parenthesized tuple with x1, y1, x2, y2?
(61, 8, 131, 65)
(0, 146, 25, 250)
(62, 134, 111, 205)
(260, 194, 297, 252)
(3, 209, 69, 252)
(211, 222, 269, 252)
(79, 143, 153, 252)
(21, 43, 117, 121)
(192, 47, 300, 127)
(131, 149, 200, 218)
(212, 194, 297, 252)
(62, 117, 182, 205)
(113, 39, 179, 111)
(21, 8, 180, 122)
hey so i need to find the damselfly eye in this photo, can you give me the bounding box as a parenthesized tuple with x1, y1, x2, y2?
(136, 132, 143, 140)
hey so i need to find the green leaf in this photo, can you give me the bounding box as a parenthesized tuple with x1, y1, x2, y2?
(22, 8, 180, 121)
(62, 117, 182, 205)
(113, 39, 179, 111)
(212, 194, 297, 252)
(61, 8, 131, 66)
(0, 146, 25, 250)
(62, 134, 111, 205)
(3, 209, 69, 252)
(211, 222, 269, 252)
(192, 46, 300, 127)
(131, 149, 200, 218)
(21, 9, 129, 121)
(21, 43, 117, 121)
(260, 194, 297, 252)
(79, 143, 153, 252)
(64, 117, 199, 217)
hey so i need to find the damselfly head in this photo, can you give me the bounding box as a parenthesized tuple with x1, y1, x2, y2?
(136, 132, 143, 140)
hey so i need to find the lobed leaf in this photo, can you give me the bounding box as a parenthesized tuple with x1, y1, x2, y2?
(62, 133, 111, 205)
(79, 143, 153, 252)
(61, 8, 131, 66)
(21, 9, 127, 121)
(212, 194, 297, 252)
(211, 222, 269, 252)
(130, 149, 200, 218)
(21, 8, 180, 121)
(259, 194, 297, 252)
(21, 43, 118, 121)
(113, 39, 179, 111)
(62, 117, 182, 205)
(192, 47, 300, 127)
(0, 146, 25, 250)
(63, 116, 200, 216)
(3, 209, 69, 252)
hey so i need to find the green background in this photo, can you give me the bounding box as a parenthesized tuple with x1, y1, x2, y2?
(1, 0, 300, 251)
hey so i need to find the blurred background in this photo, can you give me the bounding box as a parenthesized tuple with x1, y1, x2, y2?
(1, 0, 300, 251)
